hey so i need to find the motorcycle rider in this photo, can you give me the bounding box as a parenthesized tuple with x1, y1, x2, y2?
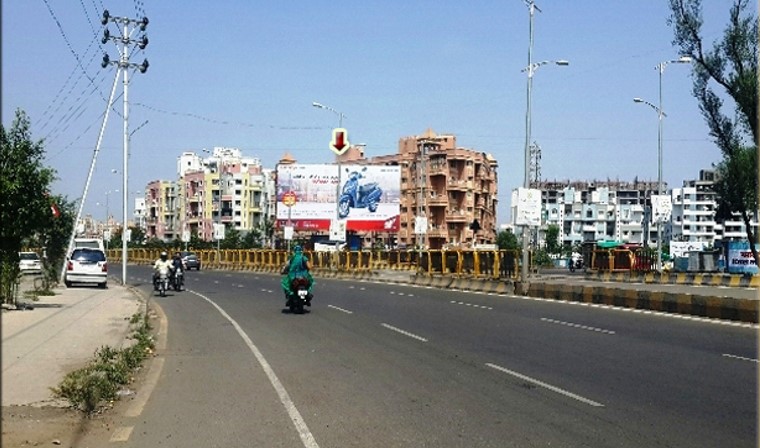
(280, 245, 314, 306)
(171, 252, 184, 289)
(153, 251, 174, 290)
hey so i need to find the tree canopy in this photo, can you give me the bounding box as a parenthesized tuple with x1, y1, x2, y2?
(668, 0, 758, 262)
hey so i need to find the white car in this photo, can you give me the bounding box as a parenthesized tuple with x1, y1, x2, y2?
(65, 248, 108, 288)
(18, 252, 42, 274)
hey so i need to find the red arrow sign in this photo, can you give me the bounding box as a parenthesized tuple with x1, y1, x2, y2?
(330, 128, 350, 155)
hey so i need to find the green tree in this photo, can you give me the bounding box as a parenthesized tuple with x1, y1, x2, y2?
(221, 226, 242, 249)
(496, 229, 520, 250)
(128, 226, 146, 247)
(0, 110, 56, 304)
(545, 224, 562, 256)
(242, 229, 262, 248)
(668, 0, 758, 262)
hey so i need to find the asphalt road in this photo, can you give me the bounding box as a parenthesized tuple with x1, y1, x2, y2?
(85, 266, 757, 447)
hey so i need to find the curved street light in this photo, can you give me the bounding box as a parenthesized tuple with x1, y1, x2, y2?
(520, 1, 570, 288)
(634, 55, 691, 272)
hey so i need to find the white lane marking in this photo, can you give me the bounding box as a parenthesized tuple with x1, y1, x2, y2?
(540, 318, 615, 335)
(381, 323, 428, 342)
(328, 305, 353, 314)
(485, 363, 605, 407)
(109, 426, 134, 442)
(238, 284, 244, 288)
(359, 287, 366, 291)
(190, 291, 320, 448)
(348, 285, 355, 289)
(722, 353, 760, 363)
(390, 291, 396, 295)
(450, 300, 492, 310)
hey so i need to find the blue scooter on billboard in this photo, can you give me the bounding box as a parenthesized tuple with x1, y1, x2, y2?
(338, 167, 383, 218)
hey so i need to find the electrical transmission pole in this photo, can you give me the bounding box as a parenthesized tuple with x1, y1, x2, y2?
(100, 9, 149, 285)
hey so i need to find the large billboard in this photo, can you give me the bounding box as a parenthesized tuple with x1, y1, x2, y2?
(276, 164, 400, 232)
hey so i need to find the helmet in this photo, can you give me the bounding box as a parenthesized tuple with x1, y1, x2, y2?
(293, 245, 302, 253)
(160, 251, 168, 260)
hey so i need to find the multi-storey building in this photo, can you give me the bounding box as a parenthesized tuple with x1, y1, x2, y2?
(529, 179, 660, 247)
(174, 147, 271, 242)
(669, 170, 719, 244)
(372, 129, 498, 249)
(145, 180, 178, 241)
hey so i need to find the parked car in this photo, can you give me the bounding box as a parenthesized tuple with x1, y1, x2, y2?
(181, 251, 201, 270)
(18, 252, 42, 274)
(65, 248, 107, 288)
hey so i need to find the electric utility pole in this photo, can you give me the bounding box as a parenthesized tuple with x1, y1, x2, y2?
(100, 9, 149, 285)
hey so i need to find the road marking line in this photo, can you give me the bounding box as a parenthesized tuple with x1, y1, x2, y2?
(485, 363, 605, 407)
(722, 353, 760, 363)
(540, 318, 615, 335)
(381, 323, 428, 342)
(191, 291, 320, 448)
(450, 300, 493, 310)
(109, 426, 133, 442)
(328, 305, 353, 314)
(125, 358, 165, 417)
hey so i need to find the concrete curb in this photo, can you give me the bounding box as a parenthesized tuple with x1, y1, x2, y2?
(588, 271, 759, 288)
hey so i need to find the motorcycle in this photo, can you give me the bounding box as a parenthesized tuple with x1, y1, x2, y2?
(172, 266, 184, 292)
(568, 258, 584, 273)
(154, 272, 169, 297)
(338, 167, 382, 219)
(286, 277, 311, 314)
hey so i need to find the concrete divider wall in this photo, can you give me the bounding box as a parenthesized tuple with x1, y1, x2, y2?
(586, 271, 759, 288)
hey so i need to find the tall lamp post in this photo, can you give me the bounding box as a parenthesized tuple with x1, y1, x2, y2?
(633, 55, 691, 272)
(520, 0, 568, 287)
(312, 101, 346, 250)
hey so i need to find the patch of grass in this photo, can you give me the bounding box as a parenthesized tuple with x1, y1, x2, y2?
(52, 310, 156, 414)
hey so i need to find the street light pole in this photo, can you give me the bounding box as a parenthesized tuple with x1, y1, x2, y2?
(520, 0, 568, 288)
(312, 101, 346, 251)
(634, 55, 690, 272)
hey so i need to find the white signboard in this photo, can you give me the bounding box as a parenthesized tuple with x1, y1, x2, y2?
(414, 216, 428, 235)
(182, 230, 191, 243)
(103, 230, 111, 241)
(125, 228, 132, 242)
(669, 241, 706, 259)
(213, 223, 225, 241)
(651, 195, 672, 224)
(514, 188, 542, 227)
(329, 219, 346, 242)
(284, 226, 294, 241)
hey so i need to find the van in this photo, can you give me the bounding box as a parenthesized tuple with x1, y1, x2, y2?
(74, 238, 105, 252)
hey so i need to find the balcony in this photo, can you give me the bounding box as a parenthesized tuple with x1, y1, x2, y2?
(446, 211, 468, 222)
(428, 228, 449, 238)
(447, 179, 469, 191)
(428, 194, 448, 207)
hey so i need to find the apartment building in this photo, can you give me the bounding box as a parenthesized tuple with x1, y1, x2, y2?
(531, 179, 659, 247)
(669, 170, 719, 244)
(175, 147, 272, 242)
(145, 180, 178, 241)
(372, 129, 498, 249)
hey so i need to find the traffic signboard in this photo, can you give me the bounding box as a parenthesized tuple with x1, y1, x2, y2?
(282, 191, 297, 207)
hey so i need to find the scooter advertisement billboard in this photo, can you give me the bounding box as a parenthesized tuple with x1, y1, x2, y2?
(276, 164, 400, 232)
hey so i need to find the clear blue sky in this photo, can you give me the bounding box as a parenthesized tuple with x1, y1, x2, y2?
(2, 1, 740, 225)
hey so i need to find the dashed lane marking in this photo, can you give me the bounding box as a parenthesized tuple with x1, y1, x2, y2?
(381, 323, 428, 342)
(722, 353, 760, 363)
(450, 300, 492, 310)
(486, 363, 605, 407)
(540, 317, 615, 335)
(328, 304, 353, 314)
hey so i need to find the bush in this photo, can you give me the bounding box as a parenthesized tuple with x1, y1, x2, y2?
(52, 312, 155, 413)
